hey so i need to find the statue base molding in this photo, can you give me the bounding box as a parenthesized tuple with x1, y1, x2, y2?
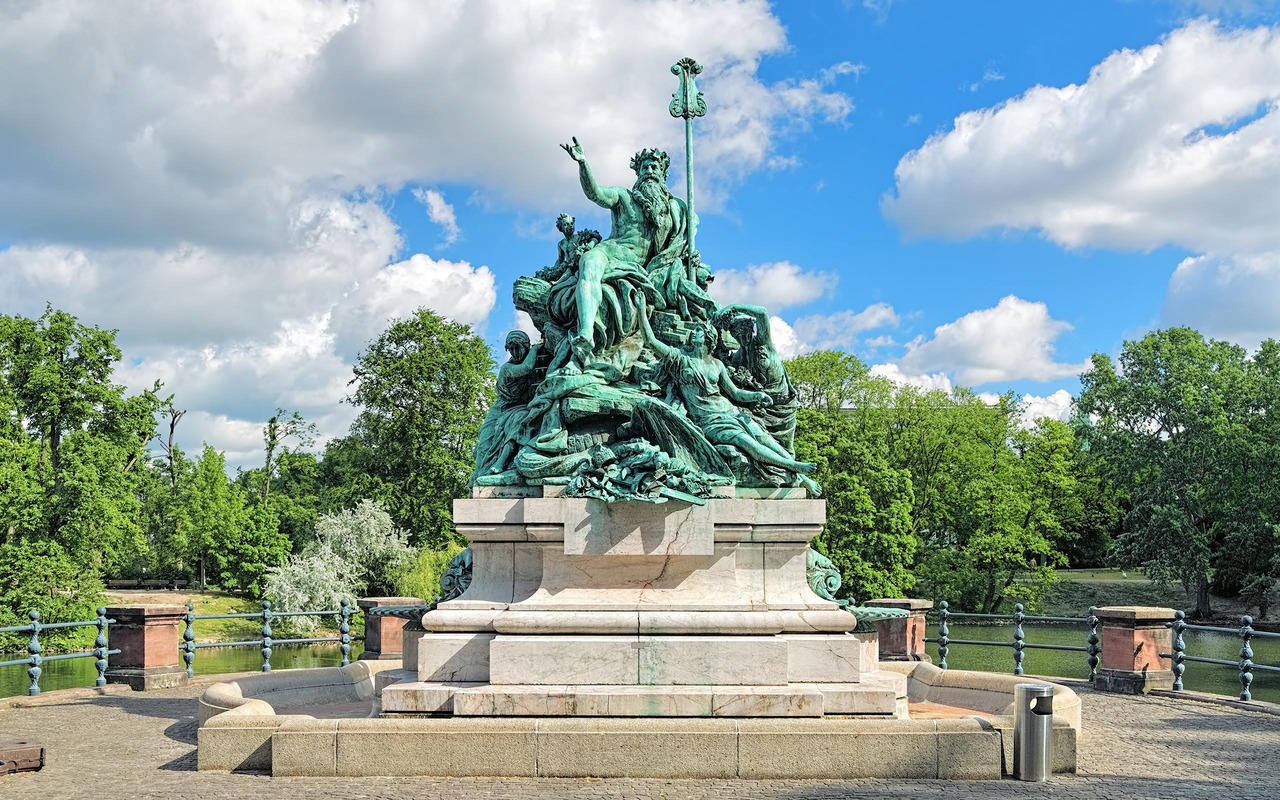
(379, 494, 909, 719)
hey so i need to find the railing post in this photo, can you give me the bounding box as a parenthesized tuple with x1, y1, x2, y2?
(1086, 606, 1100, 682)
(105, 605, 189, 690)
(26, 610, 42, 696)
(339, 599, 352, 667)
(1013, 603, 1026, 676)
(93, 607, 110, 687)
(937, 601, 950, 670)
(864, 598, 933, 661)
(260, 600, 273, 672)
(357, 596, 424, 661)
(1239, 615, 1254, 702)
(182, 603, 196, 678)
(1092, 606, 1176, 694)
(1171, 610, 1186, 690)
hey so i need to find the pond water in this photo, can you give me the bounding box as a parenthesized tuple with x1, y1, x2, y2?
(5, 625, 1276, 704)
(0, 642, 365, 699)
(925, 621, 1280, 704)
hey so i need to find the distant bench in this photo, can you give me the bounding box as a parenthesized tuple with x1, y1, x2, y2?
(106, 579, 189, 590)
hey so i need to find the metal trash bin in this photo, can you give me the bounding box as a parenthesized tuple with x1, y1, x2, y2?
(1013, 683, 1054, 781)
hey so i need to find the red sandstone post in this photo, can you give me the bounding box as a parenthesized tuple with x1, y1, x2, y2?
(1092, 606, 1176, 694)
(357, 597, 423, 661)
(865, 598, 933, 661)
(104, 605, 189, 690)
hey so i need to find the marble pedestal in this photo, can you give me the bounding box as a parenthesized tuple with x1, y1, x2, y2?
(382, 491, 906, 718)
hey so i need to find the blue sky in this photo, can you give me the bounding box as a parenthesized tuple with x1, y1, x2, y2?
(2, 1, 1278, 468)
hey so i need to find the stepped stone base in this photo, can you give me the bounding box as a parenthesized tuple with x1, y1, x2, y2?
(380, 495, 902, 722)
(381, 670, 907, 718)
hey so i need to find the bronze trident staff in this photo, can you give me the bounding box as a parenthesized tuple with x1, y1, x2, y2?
(670, 57, 706, 282)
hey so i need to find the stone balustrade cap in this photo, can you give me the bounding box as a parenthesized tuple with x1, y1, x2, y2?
(358, 597, 424, 608)
(864, 598, 933, 611)
(1092, 606, 1176, 621)
(104, 604, 189, 618)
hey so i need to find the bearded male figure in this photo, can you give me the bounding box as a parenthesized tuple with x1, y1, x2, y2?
(556, 138, 697, 366)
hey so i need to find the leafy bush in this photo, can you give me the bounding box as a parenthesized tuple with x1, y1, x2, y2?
(396, 542, 466, 602)
(263, 499, 415, 633)
(0, 540, 105, 652)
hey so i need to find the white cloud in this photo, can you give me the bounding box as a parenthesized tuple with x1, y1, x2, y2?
(0, 0, 853, 469)
(868, 362, 954, 393)
(896, 296, 1088, 386)
(768, 316, 803, 360)
(886, 20, 1280, 257)
(884, 20, 1280, 349)
(412, 188, 461, 246)
(789, 303, 900, 351)
(1162, 251, 1280, 347)
(710, 261, 837, 311)
(1018, 389, 1076, 426)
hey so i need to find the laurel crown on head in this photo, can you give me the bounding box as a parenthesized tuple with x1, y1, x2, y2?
(630, 148, 671, 178)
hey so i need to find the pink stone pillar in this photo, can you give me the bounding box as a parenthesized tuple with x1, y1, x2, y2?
(865, 598, 933, 661)
(104, 605, 189, 690)
(1093, 606, 1176, 694)
(358, 597, 423, 661)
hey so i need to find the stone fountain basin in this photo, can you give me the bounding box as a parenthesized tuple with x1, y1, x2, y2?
(196, 661, 1079, 778)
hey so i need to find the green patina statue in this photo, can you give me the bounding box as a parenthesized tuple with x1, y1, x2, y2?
(471, 58, 818, 502)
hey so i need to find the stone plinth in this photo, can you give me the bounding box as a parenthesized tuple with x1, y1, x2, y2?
(382, 494, 907, 718)
(866, 598, 933, 661)
(357, 597, 423, 661)
(105, 605, 188, 690)
(1092, 606, 1176, 694)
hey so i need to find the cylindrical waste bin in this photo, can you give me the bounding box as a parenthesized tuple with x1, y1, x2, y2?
(1013, 683, 1054, 781)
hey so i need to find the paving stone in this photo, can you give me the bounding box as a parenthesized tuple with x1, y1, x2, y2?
(0, 683, 1279, 798)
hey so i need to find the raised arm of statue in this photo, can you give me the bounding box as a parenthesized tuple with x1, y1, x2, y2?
(717, 304, 773, 348)
(635, 295, 677, 359)
(561, 137, 620, 209)
(505, 342, 541, 380)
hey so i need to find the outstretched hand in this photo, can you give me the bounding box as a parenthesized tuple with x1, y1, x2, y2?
(755, 393, 774, 408)
(561, 136, 586, 163)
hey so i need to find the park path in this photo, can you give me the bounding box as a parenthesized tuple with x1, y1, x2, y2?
(1, 682, 1278, 800)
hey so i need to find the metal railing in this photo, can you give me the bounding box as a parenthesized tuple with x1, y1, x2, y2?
(0, 609, 119, 696)
(925, 601, 1101, 681)
(1162, 611, 1280, 701)
(180, 599, 363, 677)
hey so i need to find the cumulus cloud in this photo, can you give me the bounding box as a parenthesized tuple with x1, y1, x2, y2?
(1161, 251, 1280, 347)
(767, 316, 803, 360)
(412, 188, 461, 246)
(0, 0, 852, 249)
(789, 303, 900, 352)
(894, 296, 1088, 386)
(868, 363, 954, 393)
(885, 20, 1280, 256)
(710, 261, 837, 311)
(884, 20, 1280, 347)
(0, 0, 855, 468)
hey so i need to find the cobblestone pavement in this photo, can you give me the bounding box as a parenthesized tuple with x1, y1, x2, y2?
(1, 684, 1278, 800)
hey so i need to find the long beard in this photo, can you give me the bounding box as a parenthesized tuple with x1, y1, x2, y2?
(633, 176, 673, 230)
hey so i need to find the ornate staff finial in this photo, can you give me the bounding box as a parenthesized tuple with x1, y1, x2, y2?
(670, 58, 705, 279)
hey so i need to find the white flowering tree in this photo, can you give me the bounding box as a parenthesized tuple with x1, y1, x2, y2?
(264, 499, 416, 632)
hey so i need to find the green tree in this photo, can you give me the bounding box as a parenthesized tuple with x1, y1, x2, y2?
(329, 309, 495, 548)
(173, 445, 288, 593)
(0, 539, 105, 651)
(0, 307, 161, 572)
(1077, 328, 1266, 618)
(786, 351, 867, 411)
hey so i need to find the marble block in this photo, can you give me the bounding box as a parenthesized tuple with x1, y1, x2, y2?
(489, 635, 638, 685)
(563, 498, 713, 556)
(784, 634, 868, 683)
(418, 632, 493, 682)
(637, 636, 789, 686)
